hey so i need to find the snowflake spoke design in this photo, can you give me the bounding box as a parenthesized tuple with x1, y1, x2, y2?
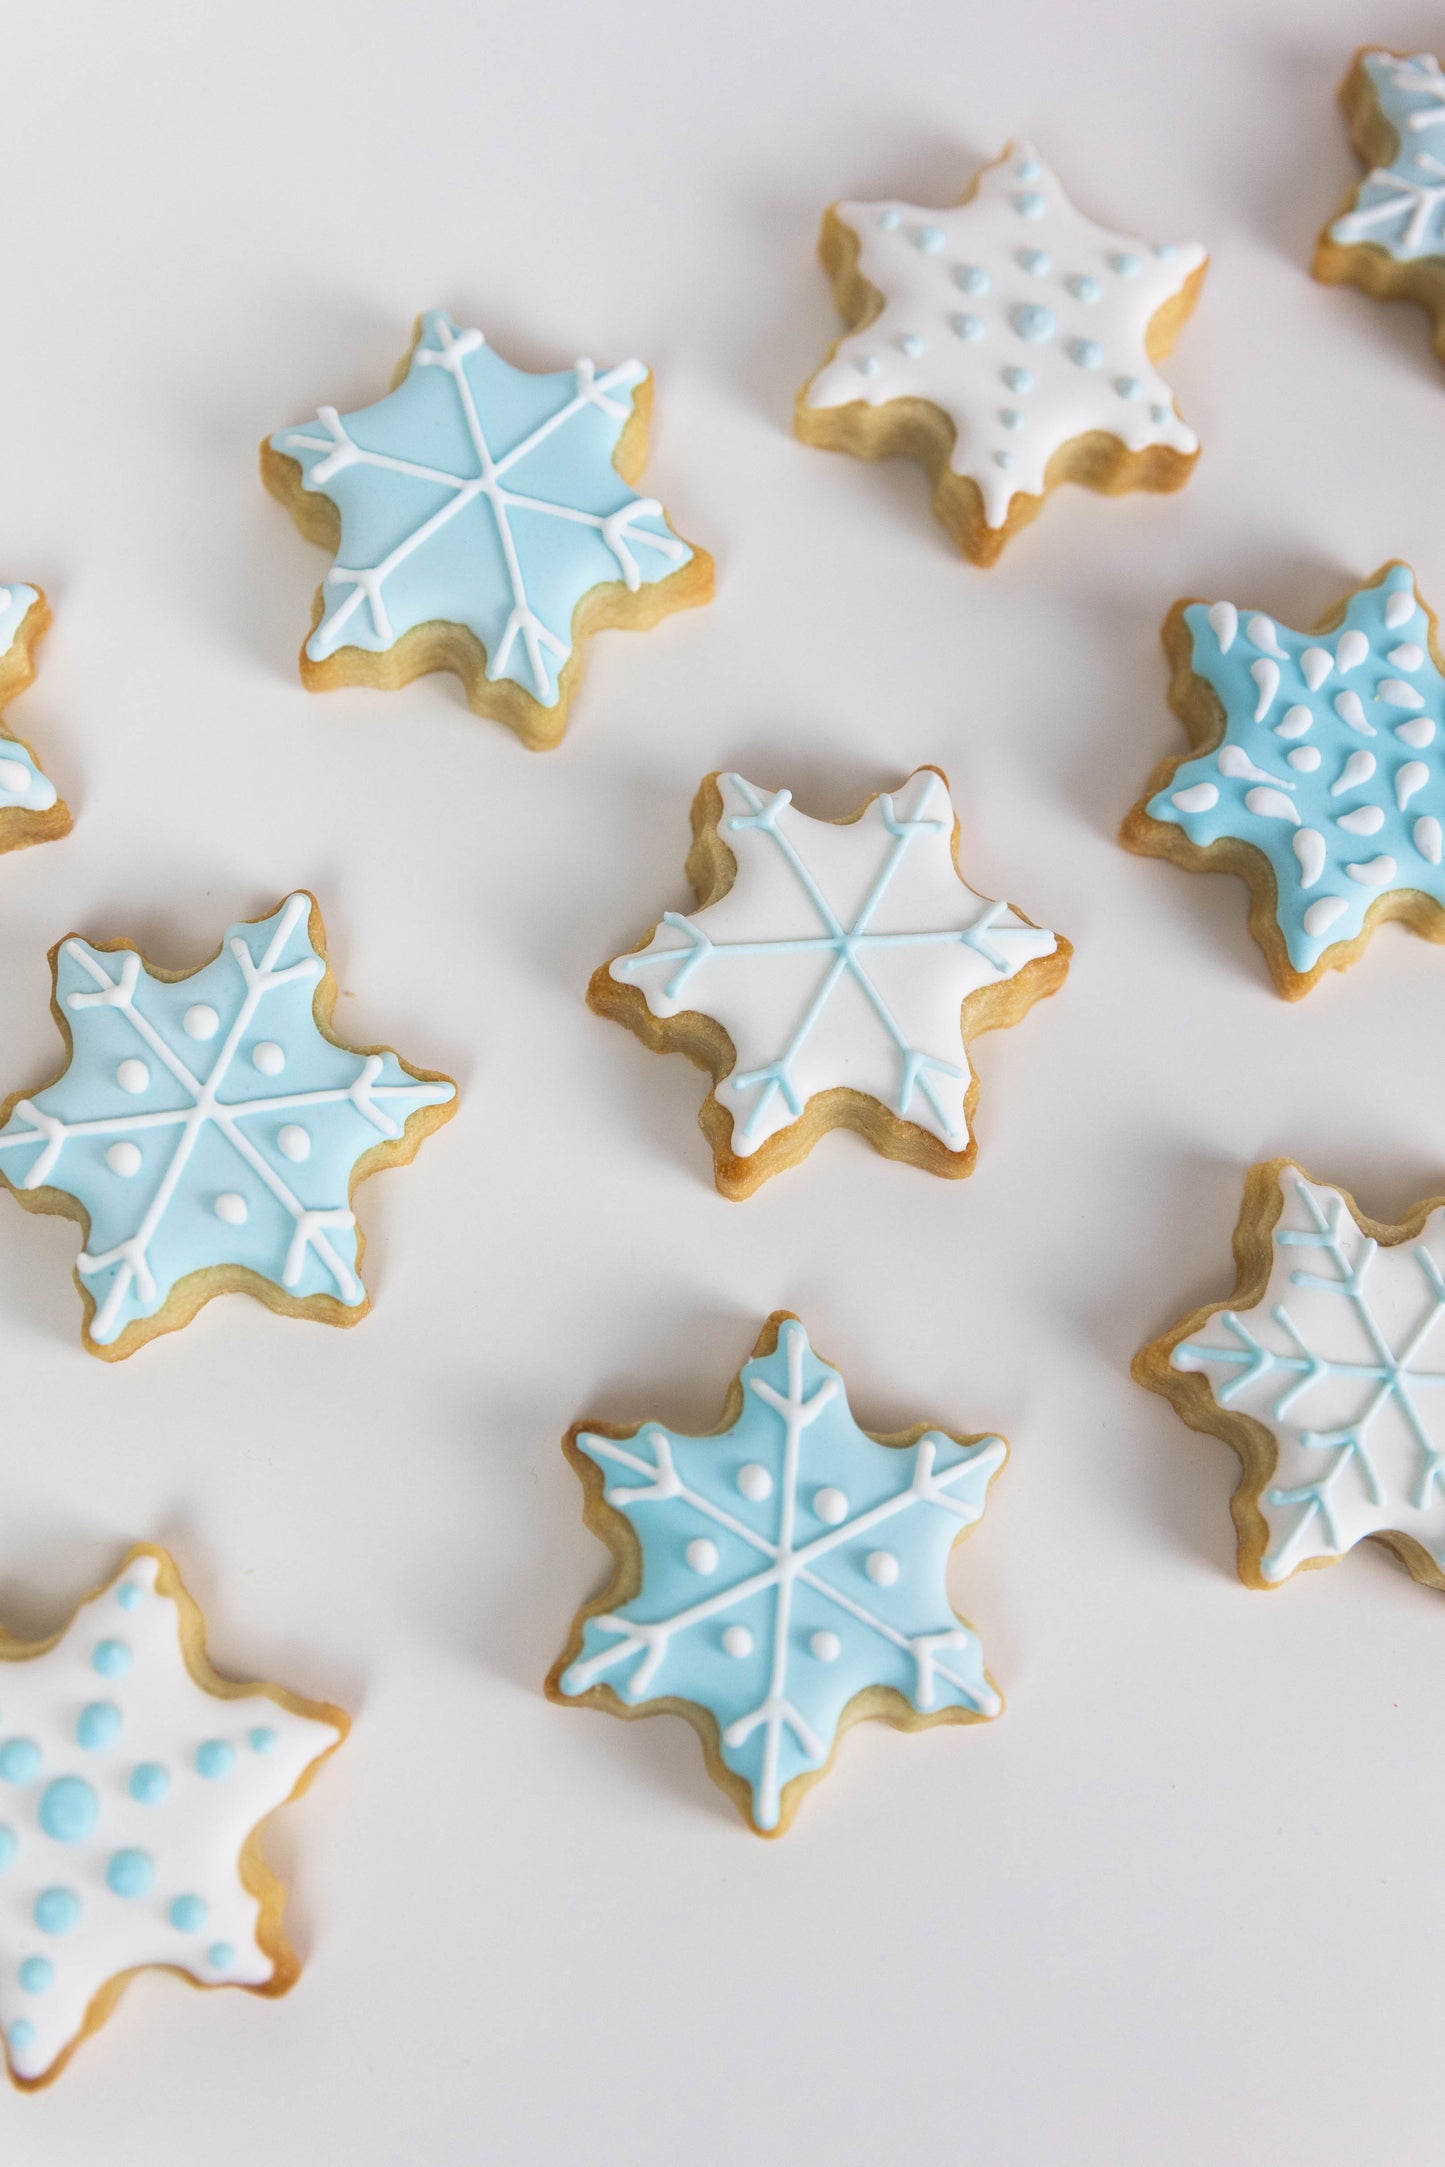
(1153, 1167, 1445, 1586)
(267, 310, 704, 731)
(1329, 51, 1445, 260)
(0, 892, 455, 1354)
(552, 1315, 1005, 1834)
(597, 766, 1064, 1190)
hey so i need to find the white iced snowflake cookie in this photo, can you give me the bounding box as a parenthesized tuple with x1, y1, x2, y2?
(264, 309, 713, 750)
(0, 1544, 346, 2090)
(0, 891, 456, 1358)
(1315, 49, 1445, 367)
(1136, 1161, 1445, 1592)
(589, 765, 1070, 1197)
(548, 1312, 1006, 1835)
(0, 586, 70, 857)
(796, 141, 1207, 564)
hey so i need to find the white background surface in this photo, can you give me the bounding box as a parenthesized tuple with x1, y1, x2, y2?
(2, 0, 1444, 2160)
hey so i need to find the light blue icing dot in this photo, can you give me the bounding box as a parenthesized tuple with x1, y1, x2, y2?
(1115, 375, 1144, 400)
(1002, 366, 1033, 393)
(129, 1762, 170, 1805)
(92, 1639, 132, 1679)
(208, 1943, 236, 1972)
(76, 1702, 121, 1752)
(106, 1848, 154, 1899)
(39, 1776, 97, 1845)
(34, 1886, 80, 1936)
(18, 1957, 53, 1995)
(248, 1727, 279, 1755)
(1017, 247, 1051, 275)
(0, 1739, 40, 1785)
(0, 1825, 15, 1871)
(1111, 250, 1142, 277)
(1069, 274, 1102, 303)
(1150, 402, 1171, 424)
(1014, 157, 1041, 180)
(116, 1584, 143, 1613)
(855, 354, 881, 378)
(898, 333, 925, 359)
(169, 1893, 207, 1933)
(878, 208, 901, 231)
(955, 264, 990, 295)
(1011, 304, 1056, 343)
(1069, 338, 1104, 369)
(994, 450, 1017, 471)
(195, 1740, 235, 1781)
(1155, 241, 1178, 259)
(953, 314, 986, 342)
(1013, 190, 1047, 219)
(915, 224, 945, 252)
(8, 2019, 34, 2053)
(999, 408, 1023, 431)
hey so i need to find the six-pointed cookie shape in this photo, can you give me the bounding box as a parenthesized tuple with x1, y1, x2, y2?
(264, 308, 713, 748)
(0, 1545, 346, 2090)
(0, 891, 456, 1356)
(1135, 1162, 1445, 1593)
(591, 765, 1069, 1195)
(1122, 562, 1445, 997)
(0, 585, 69, 855)
(796, 141, 1207, 563)
(548, 1313, 1005, 1835)
(1315, 48, 1445, 363)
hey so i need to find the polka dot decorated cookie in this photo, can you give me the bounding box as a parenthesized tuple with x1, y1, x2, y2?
(0, 890, 456, 1356)
(547, 1313, 1006, 1835)
(796, 140, 1207, 564)
(0, 1546, 346, 2090)
(0, 585, 70, 857)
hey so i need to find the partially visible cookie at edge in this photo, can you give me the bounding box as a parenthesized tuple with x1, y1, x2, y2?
(0, 585, 70, 855)
(1314, 48, 1445, 362)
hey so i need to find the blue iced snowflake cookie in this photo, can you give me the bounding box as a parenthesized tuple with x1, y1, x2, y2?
(1123, 563, 1445, 996)
(1316, 48, 1445, 362)
(0, 891, 456, 1357)
(0, 585, 70, 856)
(263, 309, 713, 748)
(548, 1313, 1006, 1834)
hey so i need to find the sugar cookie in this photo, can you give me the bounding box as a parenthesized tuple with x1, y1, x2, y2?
(1314, 49, 1445, 362)
(0, 586, 69, 855)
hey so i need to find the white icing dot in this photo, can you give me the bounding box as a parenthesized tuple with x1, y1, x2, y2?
(813, 1487, 848, 1525)
(1293, 828, 1326, 888)
(1219, 744, 1291, 787)
(1300, 647, 1333, 692)
(277, 1124, 311, 1162)
(810, 1631, 842, 1663)
(1396, 715, 1436, 749)
(1250, 659, 1279, 720)
(1275, 706, 1313, 740)
(1378, 679, 1425, 711)
(1335, 628, 1369, 672)
(1346, 855, 1397, 887)
(0, 758, 29, 793)
(214, 1192, 248, 1225)
(183, 1004, 219, 1040)
(1288, 746, 1322, 772)
(736, 1463, 772, 1503)
(1336, 805, 1385, 836)
(1396, 761, 1430, 811)
(1303, 896, 1349, 938)
(252, 1041, 285, 1076)
(1388, 643, 1424, 671)
(722, 1625, 753, 1659)
(1207, 601, 1237, 654)
(1386, 586, 1417, 630)
(1332, 750, 1377, 795)
(1415, 815, 1443, 864)
(1246, 614, 1287, 659)
(1333, 691, 1372, 735)
(686, 1538, 719, 1576)
(865, 1550, 899, 1587)
(1245, 787, 1299, 825)
(116, 1059, 149, 1095)
(105, 1142, 142, 1179)
(1171, 783, 1218, 813)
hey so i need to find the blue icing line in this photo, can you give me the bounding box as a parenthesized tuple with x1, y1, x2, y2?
(0, 892, 455, 1346)
(1145, 565, 1445, 974)
(270, 309, 693, 709)
(0, 586, 58, 817)
(558, 1318, 1004, 1832)
(1332, 52, 1445, 260)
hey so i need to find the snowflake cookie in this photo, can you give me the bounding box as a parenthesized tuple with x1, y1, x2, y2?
(1122, 562, 1445, 997)
(263, 308, 712, 749)
(590, 765, 1069, 1196)
(1135, 1162, 1445, 1593)
(1315, 49, 1445, 364)
(795, 140, 1207, 564)
(0, 891, 456, 1357)
(548, 1313, 1005, 1834)
(0, 586, 70, 856)
(0, 1543, 346, 2090)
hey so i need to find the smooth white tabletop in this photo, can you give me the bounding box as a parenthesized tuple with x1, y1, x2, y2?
(3, 0, 1444, 2160)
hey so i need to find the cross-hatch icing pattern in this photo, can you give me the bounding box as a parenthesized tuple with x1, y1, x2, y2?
(270, 309, 692, 707)
(0, 893, 454, 1346)
(0, 1552, 341, 2086)
(803, 141, 1204, 526)
(610, 769, 1057, 1158)
(1173, 1174, 1445, 1583)
(559, 1319, 1003, 1830)
(1146, 566, 1445, 973)
(1333, 52, 1445, 260)
(0, 587, 58, 820)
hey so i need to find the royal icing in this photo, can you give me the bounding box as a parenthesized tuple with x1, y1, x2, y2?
(0, 892, 455, 1350)
(557, 1317, 1004, 1831)
(269, 309, 697, 709)
(801, 142, 1205, 529)
(1142, 565, 1445, 978)
(1171, 1171, 1445, 1586)
(608, 768, 1060, 1163)
(1330, 51, 1445, 260)
(0, 1548, 344, 2087)
(0, 588, 61, 823)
